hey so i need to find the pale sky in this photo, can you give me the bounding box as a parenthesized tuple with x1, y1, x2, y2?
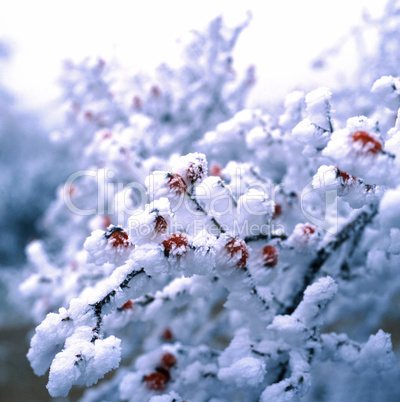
(0, 0, 387, 117)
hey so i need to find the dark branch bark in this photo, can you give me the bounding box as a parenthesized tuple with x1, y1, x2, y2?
(186, 189, 226, 235)
(90, 267, 149, 341)
(244, 233, 287, 243)
(281, 205, 378, 315)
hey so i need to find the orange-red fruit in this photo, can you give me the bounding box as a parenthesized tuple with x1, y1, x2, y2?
(167, 173, 187, 196)
(109, 231, 129, 247)
(161, 353, 177, 369)
(102, 215, 112, 230)
(105, 228, 130, 248)
(120, 147, 129, 156)
(302, 225, 315, 237)
(144, 372, 168, 391)
(85, 111, 94, 120)
(262, 245, 278, 267)
(133, 96, 142, 109)
(273, 204, 282, 218)
(151, 85, 161, 98)
(162, 328, 174, 341)
(162, 233, 188, 258)
(155, 216, 168, 234)
(225, 238, 249, 269)
(209, 163, 223, 178)
(120, 300, 133, 310)
(335, 167, 355, 184)
(351, 130, 383, 154)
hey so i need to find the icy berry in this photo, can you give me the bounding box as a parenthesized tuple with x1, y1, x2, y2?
(144, 372, 168, 391)
(273, 204, 282, 218)
(186, 162, 205, 183)
(262, 245, 278, 267)
(335, 167, 355, 185)
(102, 215, 112, 230)
(151, 85, 161, 98)
(119, 300, 133, 310)
(162, 233, 189, 258)
(102, 131, 112, 140)
(154, 215, 168, 234)
(155, 366, 171, 381)
(105, 227, 130, 248)
(161, 353, 177, 369)
(302, 224, 316, 237)
(162, 328, 174, 341)
(225, 238, 249, 269)
(120, 147, 129, 156)
(84, 111, 94, 121)
(290, 223, 319, 248)
(133, 96, 142, 109)
(167, 173, 187, 196)
(209, 163, 223, 178)
(351, 130, 383, 154)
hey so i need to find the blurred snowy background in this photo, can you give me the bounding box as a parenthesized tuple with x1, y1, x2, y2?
(0, 1, 386, 115)
(0, 1, 390, 400)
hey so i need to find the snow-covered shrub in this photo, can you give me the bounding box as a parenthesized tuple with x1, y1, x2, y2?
(21, 9, 400, 402)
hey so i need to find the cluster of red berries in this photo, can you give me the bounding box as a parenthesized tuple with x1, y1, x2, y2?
(166, 155, 207, 196)
(143, 353, 177, 392)
(224, 238, 281, 269)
